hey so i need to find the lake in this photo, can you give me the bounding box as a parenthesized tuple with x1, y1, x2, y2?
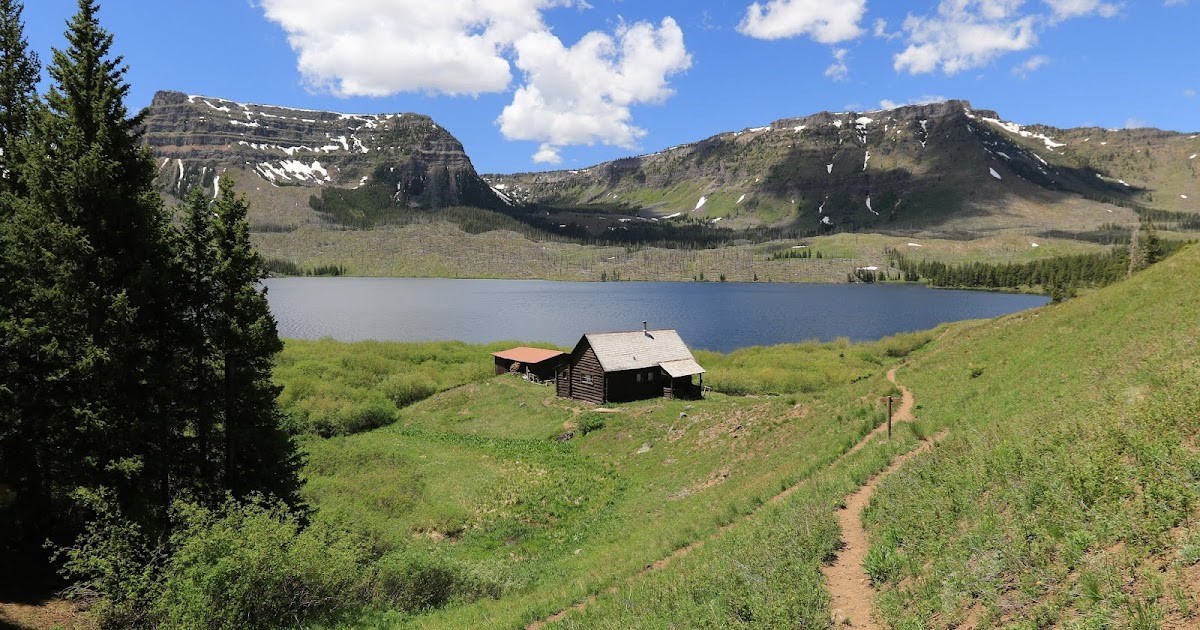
(264, 278, 1048, 353)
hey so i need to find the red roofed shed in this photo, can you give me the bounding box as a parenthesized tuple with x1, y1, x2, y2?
(492, 347, 568, 382)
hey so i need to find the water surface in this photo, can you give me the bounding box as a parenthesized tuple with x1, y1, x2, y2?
(264, 278, 1048, 353)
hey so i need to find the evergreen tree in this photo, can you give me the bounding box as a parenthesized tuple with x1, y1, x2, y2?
(174, 187, 222, 503)
(0, 0, 38, 196)
(6, 0, 181, 553)
(209, 177, 301, 505)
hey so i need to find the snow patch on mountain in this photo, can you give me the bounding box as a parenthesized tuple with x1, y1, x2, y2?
(981, 116, 1066, 150)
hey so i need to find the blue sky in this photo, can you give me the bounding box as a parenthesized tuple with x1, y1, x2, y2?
(21, 0, 1200, 174)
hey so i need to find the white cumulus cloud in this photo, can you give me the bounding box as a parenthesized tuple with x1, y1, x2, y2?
(497, 18, 692, 163)
(1043, 0, 1120, 19)
(825, 48, 850, 81)
(894, 0, 1119, 75)
(895, 1, 1037, 75)
(738, 0, 867, 43)
(880, 95, 948, 110)
(258, 1, 691, 163)
(258, 0, 577, 97)
(1013, 54, 1050, 77)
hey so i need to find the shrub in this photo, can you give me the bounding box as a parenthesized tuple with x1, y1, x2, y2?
(55, 489, 166, 628)
(368, 549, 502, 612)
(382, 374, 439, 408)
(579, 414, 606, 436)
(153, 499, 372, 630)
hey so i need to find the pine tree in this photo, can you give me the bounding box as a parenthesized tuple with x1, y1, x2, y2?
(174, 187, 222, 503)
(210, 177, 301, 505)
(9, 0, 180, 546)
(0, 0, 38, 196)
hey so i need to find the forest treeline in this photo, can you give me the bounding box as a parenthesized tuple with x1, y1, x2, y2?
(874, 221, 1183, 299)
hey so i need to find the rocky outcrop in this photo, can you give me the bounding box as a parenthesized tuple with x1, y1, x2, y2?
(143, 91, 499, 212)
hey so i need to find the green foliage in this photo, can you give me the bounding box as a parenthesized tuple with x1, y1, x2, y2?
(263, 258, 349, 277)
(371, 550, 498, 612)
(578, 413, 606, 436)
(2, 0, 186, 561)
(0, 0, 39, 197)
(887, 246, 1133, 294)
(153, 499, 372, 630)
(694, 333, 928, 395)
(55, 489, 166, 628)
(864, 243, 1200, 627)
(275, 339, 546, 436)
(0, 1, 300, 602)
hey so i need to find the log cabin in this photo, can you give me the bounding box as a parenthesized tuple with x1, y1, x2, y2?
(556, 324, 705, 404)
(492, 347, 568, 382)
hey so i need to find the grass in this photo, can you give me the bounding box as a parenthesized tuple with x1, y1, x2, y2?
(275, 338, 560, 435)
(861, 243, 1200, 628)
(274, 332, 933, 628)
(270, 243, 1200, 628)
(254, 220, 1115, 285)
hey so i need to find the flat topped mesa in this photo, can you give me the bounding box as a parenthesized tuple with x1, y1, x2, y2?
(557, 325, 705, 404)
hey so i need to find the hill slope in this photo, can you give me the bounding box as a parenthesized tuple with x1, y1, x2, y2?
(489, 101, 1198, 237)
(862, 244, 1200, 627)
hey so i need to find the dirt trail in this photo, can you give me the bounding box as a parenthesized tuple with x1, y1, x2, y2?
(527, 366, 932, 629)
(821, 366, 935, 629)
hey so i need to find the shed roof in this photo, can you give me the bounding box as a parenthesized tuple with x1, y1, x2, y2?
(582, 329, 704, 374)
(492, 347, 566, 364)
(660, 358, 706, 378)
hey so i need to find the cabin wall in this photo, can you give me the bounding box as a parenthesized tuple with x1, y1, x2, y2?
(556, 365, 571, 398)
(527, 359, 567, 382)
(605, 367, 668, 403)
(567, 345, 606, 404)
(496, 357, 567, 381)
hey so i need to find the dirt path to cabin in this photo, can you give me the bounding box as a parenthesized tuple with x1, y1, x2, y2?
(821, 366, 933, 628)
(527, 365, 936, 629)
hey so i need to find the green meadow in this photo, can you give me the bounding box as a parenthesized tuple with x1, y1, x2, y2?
(274, 332, 932, 627)
(263, 243, 1199, 629)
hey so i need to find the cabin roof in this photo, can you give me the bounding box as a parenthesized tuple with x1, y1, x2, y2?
(492, 347, 566, 364)
(660, 358, 706, 378)
(582, 329, 704, 374)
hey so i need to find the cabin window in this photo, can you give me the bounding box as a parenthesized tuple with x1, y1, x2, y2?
(648, 370, 656, 382)
(582, 375, 593, 385)
(636, 373, 643, 383)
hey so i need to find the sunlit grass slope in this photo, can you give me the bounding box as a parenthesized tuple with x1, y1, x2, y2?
(865, 244, 1200, 628)
(281, 334, 934, 628)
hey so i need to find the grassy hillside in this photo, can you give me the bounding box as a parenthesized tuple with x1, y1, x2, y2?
(865, 244, 1200, 628)
(271, 333, 936, 628)
(255, 245, 1200, 628)
(254, 221, 1113, 284)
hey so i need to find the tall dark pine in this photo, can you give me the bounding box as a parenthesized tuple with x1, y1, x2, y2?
(0, 0, 54, 573)
(210, 177, 301, 505)
(173, 187, 222, 503)
(11, 0, 179, 545)
(0, 0, 38, 196)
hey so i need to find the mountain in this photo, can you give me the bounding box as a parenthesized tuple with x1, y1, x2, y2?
(487, 100, 1199, 237)
(143, 91, 502, 229)
(142, 93, 1198, 244)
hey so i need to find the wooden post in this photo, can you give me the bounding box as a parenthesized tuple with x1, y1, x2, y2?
(887, 395, 893, 438)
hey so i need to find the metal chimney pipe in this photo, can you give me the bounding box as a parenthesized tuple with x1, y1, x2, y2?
(643, 321, 648, 336)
